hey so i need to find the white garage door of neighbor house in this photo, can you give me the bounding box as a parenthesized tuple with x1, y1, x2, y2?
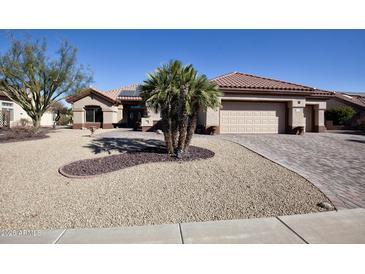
(220, 101, 286, 134)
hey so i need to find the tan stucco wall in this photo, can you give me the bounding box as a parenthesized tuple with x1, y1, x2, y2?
(141, 107, 161, 127)
(205, 107, 220, 128)
(117, 105, 123, 123)
(72, 94, 118, 127)
(287, 101, 305, 128)
(147, 107, 161, 120)
(73, 94, 114, 111)
(203, 97, 221, 128)
(73, 109, 84, 125)
(103, 109, 117, 124)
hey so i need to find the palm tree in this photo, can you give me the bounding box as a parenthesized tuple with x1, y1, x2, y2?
(141, 61, 180, 155)
(141, 60, 221, 157)
(184, 75, 222, 150)
(176, 64, 196, 156)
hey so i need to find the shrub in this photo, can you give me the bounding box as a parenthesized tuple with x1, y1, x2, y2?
(0, 126, 47, 142)
(57, 114, 72, 125)
(325, 106, 356, 125)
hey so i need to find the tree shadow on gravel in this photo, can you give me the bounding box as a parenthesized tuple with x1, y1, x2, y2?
(329, 130, 365, 136)
(84, 137, 167, 154)
(346, 139, 365, 144)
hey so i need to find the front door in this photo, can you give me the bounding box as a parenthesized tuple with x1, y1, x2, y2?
(126, 106, 145, 128)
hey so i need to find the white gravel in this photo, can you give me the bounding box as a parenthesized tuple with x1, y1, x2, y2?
(0, 128, 332, 229)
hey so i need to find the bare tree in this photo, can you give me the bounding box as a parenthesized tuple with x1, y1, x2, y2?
(0, 38, 92, 128)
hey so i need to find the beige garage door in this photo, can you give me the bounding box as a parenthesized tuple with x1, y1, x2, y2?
(220, 101, 286, 134)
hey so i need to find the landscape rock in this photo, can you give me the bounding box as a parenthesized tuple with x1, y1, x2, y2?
(317, 202, 335, 210)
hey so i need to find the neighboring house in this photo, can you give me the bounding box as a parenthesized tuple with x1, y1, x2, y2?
(325, 92, 365, 128)
(67, 72, 334, 134)
(0, 91, 55, 128)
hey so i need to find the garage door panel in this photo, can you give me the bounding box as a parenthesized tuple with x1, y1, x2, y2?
(220, 101, 286, 134)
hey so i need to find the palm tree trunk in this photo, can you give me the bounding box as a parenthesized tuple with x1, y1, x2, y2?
(164, 131, 174, 155)
(176, 86, 189, 156)
(171, 119, 178, 150)
(161, 107, 174, 155)
(184, 113, 198, 151)
(177, 116, 188, 153)
(167, 100, 176, 155)
(162, 118, 174, 155)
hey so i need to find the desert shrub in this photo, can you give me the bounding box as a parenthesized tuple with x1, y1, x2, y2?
(57, 114, 72, 125)
(325, 106, 356, 125)
(0, 126, 47, 142)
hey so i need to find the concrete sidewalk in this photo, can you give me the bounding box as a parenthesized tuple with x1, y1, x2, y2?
(1, 208, 364, 244)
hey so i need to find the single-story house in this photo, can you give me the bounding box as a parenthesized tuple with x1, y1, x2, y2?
(325, 91, 365, 129)
(67, 72, 334, 134)
(0, 91, 55, 128)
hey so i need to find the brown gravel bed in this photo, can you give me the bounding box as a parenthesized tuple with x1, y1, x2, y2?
(60, 146, 215, 177)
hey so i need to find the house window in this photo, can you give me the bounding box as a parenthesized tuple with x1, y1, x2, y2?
(85, 106, 103, 123)
(1, 102, 14, 121)
(2, 102, 13, 107)
(1, 108, 14, 121)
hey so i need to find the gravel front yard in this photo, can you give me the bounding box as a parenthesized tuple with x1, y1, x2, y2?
(0, 129, 332, 229)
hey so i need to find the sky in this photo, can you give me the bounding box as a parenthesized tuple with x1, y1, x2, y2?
(0, 30, 364, 93)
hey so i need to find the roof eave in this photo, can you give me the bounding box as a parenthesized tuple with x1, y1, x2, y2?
(66, 88, 117, 104)
(334, 95, 365, 110)
(116, 96, 143, 102)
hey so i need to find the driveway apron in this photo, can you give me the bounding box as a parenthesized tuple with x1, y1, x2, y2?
(221, 131, 365, 209)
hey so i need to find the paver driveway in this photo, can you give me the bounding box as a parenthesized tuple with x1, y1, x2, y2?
(221, 131, 365, 209)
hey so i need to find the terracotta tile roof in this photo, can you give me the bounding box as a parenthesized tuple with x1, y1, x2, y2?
(102, 84, 141, 100)
(67, 72, 341, 104)
(358, 96, 365, 105)
(211, 72, 316, 92)
(333, 92, 365, 109)
(309, 89, 335, 96)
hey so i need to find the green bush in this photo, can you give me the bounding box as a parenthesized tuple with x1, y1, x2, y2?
(325, 106, 356, 125)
